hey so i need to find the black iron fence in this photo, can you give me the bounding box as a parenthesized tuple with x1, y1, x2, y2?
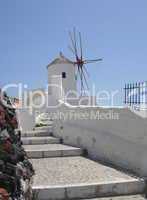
(124, 82, 147, 106)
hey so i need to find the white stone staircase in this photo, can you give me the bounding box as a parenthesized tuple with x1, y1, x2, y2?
(22, 126, 146, 200)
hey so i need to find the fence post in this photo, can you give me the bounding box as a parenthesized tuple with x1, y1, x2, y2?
(135, 82, 138, 105)
(124, 84, 126, 104)
(129, 83, 132, 106)
(138, 82, 140, 105)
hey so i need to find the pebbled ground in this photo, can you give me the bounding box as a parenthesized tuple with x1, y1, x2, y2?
(31, 156, 140, 186)
(83, 195, 146, 200)
(24, 143, 81, 151)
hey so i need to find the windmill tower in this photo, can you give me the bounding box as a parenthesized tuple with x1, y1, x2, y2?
(47, 28, 102, 102)
(47, 52, 77, 100)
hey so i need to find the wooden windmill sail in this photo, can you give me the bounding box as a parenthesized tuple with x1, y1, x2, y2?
(68, 28, 102, 95)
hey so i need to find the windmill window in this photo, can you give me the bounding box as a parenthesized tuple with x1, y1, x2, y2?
(62, 72, 66, 78)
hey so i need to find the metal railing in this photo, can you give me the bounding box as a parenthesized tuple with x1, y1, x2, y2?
(124, 82, 147, 106)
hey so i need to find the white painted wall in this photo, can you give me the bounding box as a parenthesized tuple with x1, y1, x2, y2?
(50, 75, 63, 100)
(48, 63, 77, 96)
(65, 96, 97, 106)
(16, 108, 36, 131)
(130, 106, 147, 118)
(53, 105, 147, 177)
(28, 88, 47, 110)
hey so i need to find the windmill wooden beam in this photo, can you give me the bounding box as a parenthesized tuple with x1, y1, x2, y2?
(68, 28, 102, 95)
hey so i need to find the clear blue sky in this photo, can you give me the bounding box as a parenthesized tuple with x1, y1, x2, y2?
(0, 0, 147, 105)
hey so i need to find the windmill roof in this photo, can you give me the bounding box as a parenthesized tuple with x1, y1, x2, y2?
(47, 52, 74, 68)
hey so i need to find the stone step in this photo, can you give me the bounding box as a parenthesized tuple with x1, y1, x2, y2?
(22, 136, 60, 145)
(35, 125, 53, 131)
(22, 130, 52, 137)
(31, 156, 145, 200)
(24, 144, 83, 158)
(83, 195, 146, 200)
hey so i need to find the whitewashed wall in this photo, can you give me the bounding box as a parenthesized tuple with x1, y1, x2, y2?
(48, 63, 76, 96)
(54, 105, 147, 177)
(16, 108, 36, 131)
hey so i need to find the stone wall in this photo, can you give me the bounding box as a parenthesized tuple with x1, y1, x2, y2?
(53, 105, 147, 177)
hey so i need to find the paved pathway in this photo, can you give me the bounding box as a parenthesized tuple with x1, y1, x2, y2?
(84, 195, 146, 200)
(31, 156, 139, 186)
(22, 126, 146, 200)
